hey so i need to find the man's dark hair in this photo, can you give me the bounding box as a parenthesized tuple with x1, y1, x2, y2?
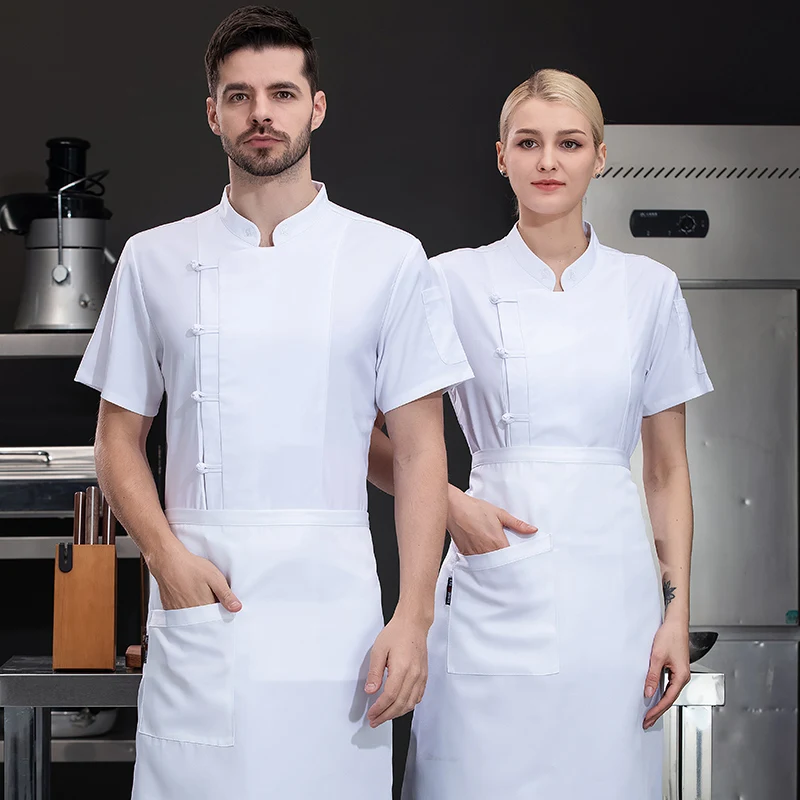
(205, 6, 319, 98)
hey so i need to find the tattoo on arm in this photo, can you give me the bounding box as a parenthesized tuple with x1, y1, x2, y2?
(663, 579, 676, 609)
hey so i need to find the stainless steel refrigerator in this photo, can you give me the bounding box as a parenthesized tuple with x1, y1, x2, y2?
(585, 125, 800, 799)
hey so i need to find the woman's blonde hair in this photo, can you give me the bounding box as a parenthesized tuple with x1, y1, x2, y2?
(499, 68, 604, 149)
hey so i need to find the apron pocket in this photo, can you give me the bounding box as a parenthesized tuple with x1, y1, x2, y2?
(446, 533, 558, 676)
(138, 602, 235, 746)
(422, 285, 467, 365)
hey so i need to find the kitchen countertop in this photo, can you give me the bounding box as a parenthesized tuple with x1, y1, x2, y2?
(0, 656, 723, 709)
(0, 656, 141, 707)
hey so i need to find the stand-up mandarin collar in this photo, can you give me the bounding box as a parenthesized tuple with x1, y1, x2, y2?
(218, 180, 329, 246)
(504, 221, 598, 291)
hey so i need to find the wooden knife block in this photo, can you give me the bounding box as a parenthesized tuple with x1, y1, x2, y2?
(53, 543, 117, 671)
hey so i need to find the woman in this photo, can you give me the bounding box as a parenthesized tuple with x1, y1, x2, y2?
(368, 69, 712, 799)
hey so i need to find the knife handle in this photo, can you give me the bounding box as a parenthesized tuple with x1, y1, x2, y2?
(85, 487, 101, 545)
(73, 492, 85, 545)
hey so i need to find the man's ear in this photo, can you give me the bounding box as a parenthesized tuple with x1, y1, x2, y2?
(311, 90, 327, 132)
(207, 96, 221, 136)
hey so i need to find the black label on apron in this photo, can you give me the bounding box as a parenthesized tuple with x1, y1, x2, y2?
(445, 576, 453, 605)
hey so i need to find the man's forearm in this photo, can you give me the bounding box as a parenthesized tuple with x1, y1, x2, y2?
(393, 440, 448, 624)
(95, 414, 182, 568)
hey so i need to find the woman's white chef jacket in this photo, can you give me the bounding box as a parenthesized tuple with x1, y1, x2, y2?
(403, 222, 713, 800)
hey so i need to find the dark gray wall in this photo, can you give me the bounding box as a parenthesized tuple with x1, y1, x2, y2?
(1, 1, 799, 797)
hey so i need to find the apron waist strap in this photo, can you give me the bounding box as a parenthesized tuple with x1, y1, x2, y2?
(472, 445, 630, 470)
(166, 509, 369, 527)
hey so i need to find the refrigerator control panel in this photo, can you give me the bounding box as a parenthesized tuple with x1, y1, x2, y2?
(629, 209, 710, 238)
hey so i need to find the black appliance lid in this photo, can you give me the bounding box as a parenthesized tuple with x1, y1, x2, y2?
(0, 193, 112, 235)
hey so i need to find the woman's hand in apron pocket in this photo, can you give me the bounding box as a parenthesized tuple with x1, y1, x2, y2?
(149, 543, 242, 613)
(642, 620, 691, 729)
(365, 613, 431, 728)
(446, 486, 537, 556)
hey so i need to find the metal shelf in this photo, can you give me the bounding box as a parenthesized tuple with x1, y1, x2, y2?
(0, 735, 136, 763)
(0, 536, 139, 560)
(0, 333, 91, 359)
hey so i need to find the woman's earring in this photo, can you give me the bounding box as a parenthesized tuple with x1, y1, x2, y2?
(500, 169, 508, 177)
(595, 172, 602, 178)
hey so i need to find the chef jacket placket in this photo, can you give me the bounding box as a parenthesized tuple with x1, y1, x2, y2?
(486, 253, 530, 447)
(190, 221, 223, 509)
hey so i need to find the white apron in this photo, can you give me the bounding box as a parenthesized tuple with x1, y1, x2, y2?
(403, 231, 692, 799)
(132, 509, 388, 799)
(130, 221, 393, 800)
(404, 448, 663, 799)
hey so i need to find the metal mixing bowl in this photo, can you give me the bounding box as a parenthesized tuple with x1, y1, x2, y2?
(688, 631, 718, 663)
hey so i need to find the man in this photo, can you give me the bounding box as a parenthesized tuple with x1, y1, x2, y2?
(75, 6, 472, 798)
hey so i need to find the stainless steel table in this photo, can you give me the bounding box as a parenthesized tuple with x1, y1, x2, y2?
(1, 658, 724, 800)
(663, 668, 726, 800)
(0, 656, 141, 800)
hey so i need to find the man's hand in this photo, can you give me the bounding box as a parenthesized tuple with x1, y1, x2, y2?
(447, 486, 537, 556)
(148, 544, 242, 613)
(364, 613, 430, 727)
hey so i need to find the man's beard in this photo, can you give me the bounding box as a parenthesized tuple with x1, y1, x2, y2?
(221, 120, 312, 178)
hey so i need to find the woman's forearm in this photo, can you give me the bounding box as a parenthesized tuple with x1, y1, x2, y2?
(643, 463, 693, 624)
(641, 405, 693, 625)
(368, 422, 396, 496)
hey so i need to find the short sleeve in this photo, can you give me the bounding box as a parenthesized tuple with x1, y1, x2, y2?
(75, 239, 165, 417)
(375, 241, 473, 413)
(642, 277, 713, 416)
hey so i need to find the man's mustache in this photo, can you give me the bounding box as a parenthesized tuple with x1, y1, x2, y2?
(237, 126, 289, 145)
